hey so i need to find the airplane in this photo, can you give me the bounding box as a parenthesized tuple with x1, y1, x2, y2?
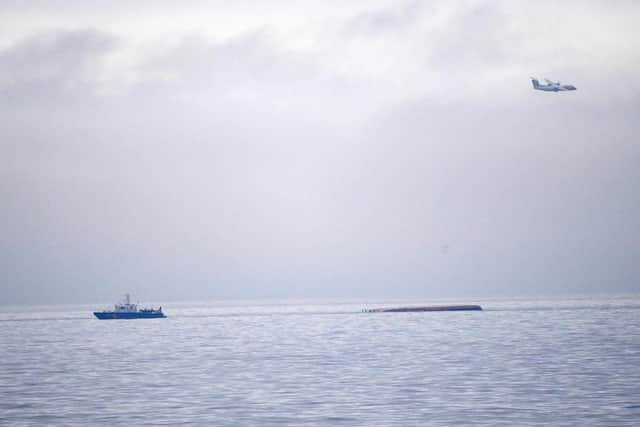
(531, 77, 576, 92)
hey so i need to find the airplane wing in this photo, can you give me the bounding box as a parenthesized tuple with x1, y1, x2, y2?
(545, 78, 560, 85)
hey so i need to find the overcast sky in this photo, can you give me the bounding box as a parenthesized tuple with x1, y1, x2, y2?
(1, 0, 639, 304)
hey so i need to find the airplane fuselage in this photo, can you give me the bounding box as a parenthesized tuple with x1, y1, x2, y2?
(531, 78, 576, 92)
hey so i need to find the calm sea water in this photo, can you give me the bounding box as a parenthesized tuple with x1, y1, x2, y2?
(1, 296, 639, 426)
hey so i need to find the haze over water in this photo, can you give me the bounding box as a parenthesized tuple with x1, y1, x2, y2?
(2, 1, 640, 305)
(2, 295, 639, 426)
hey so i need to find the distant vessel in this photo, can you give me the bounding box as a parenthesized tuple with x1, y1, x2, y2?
(93, 294, 166, 319)
(363, 305, 482, 313)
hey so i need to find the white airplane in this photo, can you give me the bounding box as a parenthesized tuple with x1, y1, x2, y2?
(531, 77, 576, 92)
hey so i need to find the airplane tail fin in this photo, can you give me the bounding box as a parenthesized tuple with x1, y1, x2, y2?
(530, 77, 540, 89)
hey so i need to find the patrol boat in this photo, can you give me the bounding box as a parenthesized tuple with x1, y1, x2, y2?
(93, 294, 166, 319)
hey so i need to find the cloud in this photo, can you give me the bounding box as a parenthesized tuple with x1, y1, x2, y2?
(0, 30, 118, 105)
(344, 1, 421, 35)
(1, 2, 640, 303)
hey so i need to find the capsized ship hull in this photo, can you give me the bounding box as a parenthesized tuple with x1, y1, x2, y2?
(363, 305, 482, 313)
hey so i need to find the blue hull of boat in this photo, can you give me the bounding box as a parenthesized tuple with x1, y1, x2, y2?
(94, 312, 166, 319)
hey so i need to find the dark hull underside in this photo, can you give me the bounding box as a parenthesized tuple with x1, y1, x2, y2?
(94, 311, 166, 319)
(364, 305, 482, 313)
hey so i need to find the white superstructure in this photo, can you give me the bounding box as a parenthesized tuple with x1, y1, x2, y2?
(113, 293, 138, 313)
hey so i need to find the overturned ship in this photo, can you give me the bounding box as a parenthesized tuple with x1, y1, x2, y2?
(363, 305, 482, 313)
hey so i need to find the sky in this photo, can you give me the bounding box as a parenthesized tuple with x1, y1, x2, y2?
(1, 0, 639, 304)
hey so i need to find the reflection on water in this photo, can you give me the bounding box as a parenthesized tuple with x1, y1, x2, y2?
(1, 296, 639, 426)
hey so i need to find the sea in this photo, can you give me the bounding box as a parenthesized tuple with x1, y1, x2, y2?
(1, 295, 639, 426)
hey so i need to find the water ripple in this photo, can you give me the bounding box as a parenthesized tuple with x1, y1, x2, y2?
(1, 296, 639, 425)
